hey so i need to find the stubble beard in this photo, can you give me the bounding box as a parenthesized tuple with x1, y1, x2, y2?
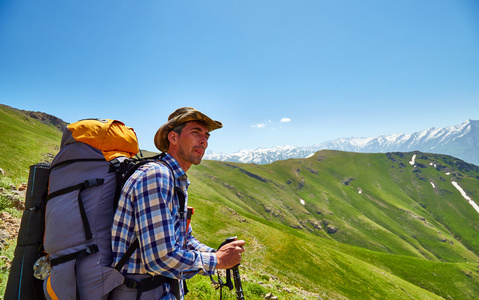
(178, 145, 204, 165)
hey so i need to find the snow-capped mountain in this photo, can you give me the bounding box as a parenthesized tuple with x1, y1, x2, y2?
(204, 120, 479, 165)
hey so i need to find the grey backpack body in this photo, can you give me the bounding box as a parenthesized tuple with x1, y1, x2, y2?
(43, 119, 138, 300)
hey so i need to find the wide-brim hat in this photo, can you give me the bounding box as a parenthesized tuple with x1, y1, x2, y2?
(154, 107, 223, 152)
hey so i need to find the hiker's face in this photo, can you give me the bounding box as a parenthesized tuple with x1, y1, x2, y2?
(175, 121, 209, 166)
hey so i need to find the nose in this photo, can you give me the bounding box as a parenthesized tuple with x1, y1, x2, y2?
(199, 134, 208, 147)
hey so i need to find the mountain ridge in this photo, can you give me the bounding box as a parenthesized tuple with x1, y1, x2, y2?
(205, 119, 479, 166)
(0, 104, 68, 131)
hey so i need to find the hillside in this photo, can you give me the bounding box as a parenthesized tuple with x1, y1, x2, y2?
(187, 150, 479, 299)
(191, 151, 479, 259)
(1, 105, 479, 299)
(0, 105, 64, 179)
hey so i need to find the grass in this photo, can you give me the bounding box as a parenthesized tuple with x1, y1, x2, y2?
(183, 193, 479, 299)
(1, 104, 479, 299)
(0, 238, 15, 298)
(0, 176, 21, 298)
(186, 150, 479, 299)
(186, 267, 317, 300)
(0, 105, 61, 178)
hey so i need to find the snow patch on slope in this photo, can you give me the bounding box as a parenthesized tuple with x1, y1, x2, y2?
(409, 154, 416, 166)
(451, 181, 479, 214)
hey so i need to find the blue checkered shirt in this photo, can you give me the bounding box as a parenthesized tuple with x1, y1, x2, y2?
(111, 154, 217, 299)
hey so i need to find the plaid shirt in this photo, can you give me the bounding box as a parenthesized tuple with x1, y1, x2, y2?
(111, 154, 217, 299)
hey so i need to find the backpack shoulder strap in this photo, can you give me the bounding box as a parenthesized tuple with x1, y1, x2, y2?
(113, 153, 164, 208)
(114, 238, 139, 271)
(126, 154, 186, 218)
(157, 158, 186, 220)
(114, 153, 187, 270)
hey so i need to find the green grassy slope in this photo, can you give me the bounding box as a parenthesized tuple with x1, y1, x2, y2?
(187, 150, 479, 299)
(191, 151, 479, 261)
(187, 193, 479, 299)
(0, 105, 63, 179)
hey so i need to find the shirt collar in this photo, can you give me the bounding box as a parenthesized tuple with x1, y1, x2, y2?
(161, 153, 187, 181)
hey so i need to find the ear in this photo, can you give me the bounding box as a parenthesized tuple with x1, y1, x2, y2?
(168, 131, 178, 146)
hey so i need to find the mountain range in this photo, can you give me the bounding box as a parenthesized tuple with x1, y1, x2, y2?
(205, 119, 479, 166)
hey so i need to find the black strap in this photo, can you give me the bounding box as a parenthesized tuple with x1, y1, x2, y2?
(121, 154, 165, 186)
(77, 180, 102, 240)
(119, 154, 186, 219)
(157, 156, 186, 219)
(226, 269, 234, 290)
(124, 275, 168, 291)
(113, 155, 164, 211)
(113, 191, 183, 270)
(114, 236, 182, 298)
(118, 238, 180, 300)
(47, 158, 110, 243)
(114, 238, 139, 271)
(47, 178, 104, 241)
(111, 158, 136, 210)
(175, 187, 186, 219)
(123, 275, 180, 300)
(47, 179, 104, 201)
(50, 244, 99, 266)
(46, 182, 85, 201)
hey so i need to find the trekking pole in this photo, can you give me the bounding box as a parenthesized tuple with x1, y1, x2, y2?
(210, 237, 245, 300)
(231, 264, 245, 300)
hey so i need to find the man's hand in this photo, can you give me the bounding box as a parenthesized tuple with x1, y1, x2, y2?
(215, 239, 246, 270)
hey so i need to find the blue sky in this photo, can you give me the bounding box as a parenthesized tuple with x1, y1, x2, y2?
(1, 0, 478, 154)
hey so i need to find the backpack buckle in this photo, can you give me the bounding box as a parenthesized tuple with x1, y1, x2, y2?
(86, 244, 99, 254)
(84, 178, 104, 188)
(110, 158, 121, 168)
(124, 279, 139, 289)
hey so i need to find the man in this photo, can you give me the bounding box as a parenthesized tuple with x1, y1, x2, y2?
(111, 107, 245, 299)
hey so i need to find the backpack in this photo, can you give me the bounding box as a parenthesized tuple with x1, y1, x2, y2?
(6, 118, 139, 300)
(44, 118, 140, 300)
(6, 118, 192, 300)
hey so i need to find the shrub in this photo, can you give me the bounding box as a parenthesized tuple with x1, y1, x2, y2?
(245, 283, 266, 297)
